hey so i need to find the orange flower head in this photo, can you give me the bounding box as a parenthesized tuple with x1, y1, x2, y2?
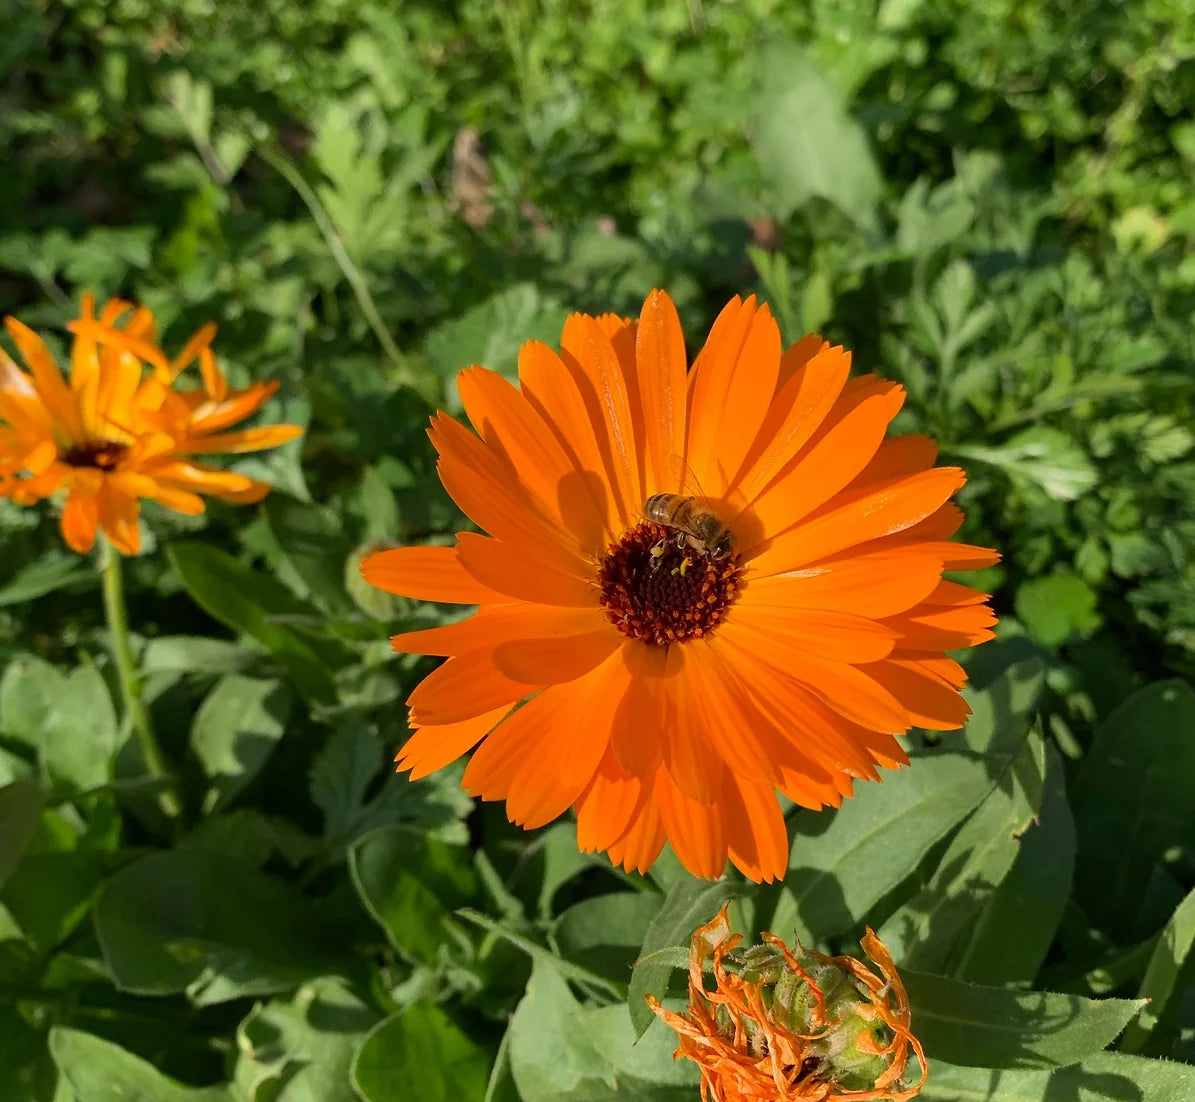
(0, 294, 302, 554)
(648, 904, 927, 1102)
(362, 290, 998, 881)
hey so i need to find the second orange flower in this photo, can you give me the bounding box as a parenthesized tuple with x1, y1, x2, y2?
(364, 289, 998, 881)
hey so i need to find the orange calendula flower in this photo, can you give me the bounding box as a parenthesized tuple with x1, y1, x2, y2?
(648, 904, 927, 1101)
(0, 294, 302, 554)
(363, 289, 997, 881)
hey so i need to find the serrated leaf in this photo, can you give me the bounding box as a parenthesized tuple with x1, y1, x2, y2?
(955, 427, 1097, 501)
(1015, 572, 1102, 645)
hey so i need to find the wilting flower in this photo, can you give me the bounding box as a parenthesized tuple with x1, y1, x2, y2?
(363, 290, 997, 881)
(648, 904, 927, 1101)
(0, 295, 302, 553)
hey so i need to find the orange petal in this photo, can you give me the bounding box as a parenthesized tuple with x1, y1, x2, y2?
(492, 620, 620, 685)
(855, 434, 939, 486)
(634, 289, 689, 496)
(662, 648, 724, 804)
(687, 298, 781, 496)
(654, 767, 728, 880)
(603, 793, 666, 874)
(746, 391, 894, 541)
(575, 746, 646, 855)
(182, 424, 302, 454)
(407, 648, 535, 725)
(455, 531, 596, 607)
(518, 341, 615, 541)
(97, 481, 141, 555)
(362, 545, 505, 604)
(610, 643, 669, 779)
(560, 314, 642, 530)
(739, 550, 943, 619)
(390, 603, 588, 657)
(67, 316, 169, 372)
(732, 343, 851, 503)
(862, 657, 973, 731)
(887, 602, 997, 650)
(748, 467, 966, 574)
(458, 366, 607, 555)
(4, 318, 84, 441)
(61, 487, 101, 553)
(430, 413, 589, 573)
(721, 773, 789, 883)
(727, 605, 897, 664)
(395, 706, 513, 780)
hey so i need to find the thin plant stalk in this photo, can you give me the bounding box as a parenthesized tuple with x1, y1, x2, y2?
(99, 540, 181, 823)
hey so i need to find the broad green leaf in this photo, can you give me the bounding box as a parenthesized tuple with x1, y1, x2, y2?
(140, 636, 258, 677)
(1015, 572, 1102, 645)
(50, 1028, 235, 1101)
(311, 721, 471, 859)
(93, 848, 340, 1005)
(509, 961, 615, 1100)
(921, 1052, 1195, 1101)
(953, 742, 1075, 985)
(904, 969, 1145, 1069)
(190, 675, 290, 812)
(168, 542, 346, 704)
(879, 731, 1048, 972)
(2, 844, 105, 953)
(1072, 681, 1195, 940)
(0, 657, 118, 792)
(753, 43, 881, 226)
(0, 554, 93, 606)
(582, 1006, 700, 1088)
(352, 1002, 492, 1102)
(262, 495, 356, 613)
(233, 977, 380, 1102)
(424, 284, 570, 398)
(1120, 886, 1195, 1054)
(350, 824, 477, 965)
(0, 1003, 55, 1100)
(627, 878, 742, 1038)
(0, 779, 43, 889)
(554, 893, 663, 984)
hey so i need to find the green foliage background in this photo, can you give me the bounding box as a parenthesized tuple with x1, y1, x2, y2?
(2, 0, 1194, 1098)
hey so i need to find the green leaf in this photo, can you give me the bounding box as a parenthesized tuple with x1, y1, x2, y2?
(2, 841, 105, 953)
(627, 878, 742, 1038)
(424, 284, 570, 398)
(0, 657, 118, 792)
(168, 542, 346, 704)
(311, 721, 470, 859)
(554, 893, 663, 984)
(582, 1006, 700, 1088)
(904, 970, 1145, 1069)
(350, 824, 477, 965)
(921, 1052, 1195, 1101)
(352, 1002, 492, 1102)
(878, 731, 1048, 972)
(50, 1027, 235, 1101)
(752, 43, 882, 226)
(1015, 572, 1102, 645)
(954, 427, 1097, 502)
(262, 495, 356, 613)
(1072, 681, 1195, 941)
(952, 742, 1076, 985)
(0, 554, 93, 607)
(1120, 886, 1195, 1054)
(190, 675, 290, 812)
(233, 977, 380, 1102)
(0, 780, 43, 890)
(93, 848, 339, 1005)
(509, 961, 616, 1100)
(140, 636, 258, 677)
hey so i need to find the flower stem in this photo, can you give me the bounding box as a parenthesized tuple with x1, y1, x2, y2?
(99, 541, 181, 824)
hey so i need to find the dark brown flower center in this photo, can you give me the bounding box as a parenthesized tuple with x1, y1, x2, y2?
(597, 521, 743, 647)
(61, 439, 128, 470)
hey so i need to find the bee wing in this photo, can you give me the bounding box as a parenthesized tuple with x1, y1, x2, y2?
(664, 452, 711, 503)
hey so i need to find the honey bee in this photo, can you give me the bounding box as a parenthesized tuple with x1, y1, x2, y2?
(644, 492, 735, 571)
